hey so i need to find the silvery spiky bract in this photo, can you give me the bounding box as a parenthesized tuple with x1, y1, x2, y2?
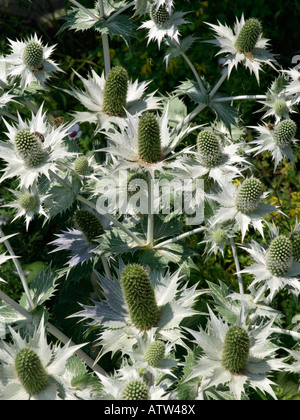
(0, 317, 86, 400)
(139, 4, 189, 49)
(206, 14, 277, 83)
(211, 178, 279, 240)
(70, 261, 202, 358)
(0, 33, 62, 92)
(184, 308, 287, 400)
(249, 120, 298, 170)
(0, 105, 74, 189)
(64, 68, 162, 131)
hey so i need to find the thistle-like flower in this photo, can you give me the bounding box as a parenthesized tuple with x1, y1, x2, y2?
(64, 67, 161, 131)
(199, 220, 237, 259)
(184, 308, 287, 400)
(139, 3, 189, 49)
(0, 33, 62, 92)
(211, 178, 279, 240)
(182, 129, 249, 187)
(282, 68, 300, 104)
(249, 119, 298, 170)
(100, 104, 198, 175)
(3, 184, 49, 230)
(206, 14, 277, 83)
(96, 364, 172, 400)
(0, 318, 86, 400)
(70, 261, 202, 358)
(0, 105, 74, 189)
(240, 223, 300, 302)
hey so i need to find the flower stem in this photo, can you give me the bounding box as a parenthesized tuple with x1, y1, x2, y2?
(209, 68, 229, 98)
(106, 1, 135, 22)
(0, 290, 107, 376)
(230, 237, 244, 295)
(0, 228, 34, 311)
(101, 256, 112, 281)
(212, 95, 267, 103)
(153, 226, 203, 249)
(147, 171, 154, 245)
(69, 0, 98, 20)
(98, 0, 111, 77)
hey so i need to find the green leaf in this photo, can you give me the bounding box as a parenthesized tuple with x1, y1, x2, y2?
(94, 15, 138, 46)
(139, 242, 194, 269)
(165, 36, 199, 66)
(175, 79, 209, 105)
(43, 176, 80, 219)
(210, 95, 240, 132)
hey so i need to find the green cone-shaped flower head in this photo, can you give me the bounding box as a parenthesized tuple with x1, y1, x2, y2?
(73, 209, 104, 244)
(15, 129, 47, 168)
(212, 228, 228, 246)
(127, 171, 148, 198)
(103, 66, 129, 116)
(121, 264, 160, 330)
(149, 3, 170, 27)
(235, 18, 262, 54)
(144, 340, 166, 367)
(235, 177, 264, 214)
(74, 156, 89, 175)
(138, 112, 162, 164)
(266, 235, 294, 276)
(122, 380, 149, 400)
(15, 348, 48, 395)
(22, 41, 44, 69)
(18, 193, 38, 211)
(273, 119, 297, 147)
(197, 130, 223, 167)
(15, 129, 39, 156)
(291, 231, 300, 262)
(222, 326, 250, 373)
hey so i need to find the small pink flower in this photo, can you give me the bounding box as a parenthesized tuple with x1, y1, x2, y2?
(67, 124, 82, 140)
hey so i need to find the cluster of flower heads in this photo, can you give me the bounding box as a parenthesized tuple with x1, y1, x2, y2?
(0, 1, 299, 401)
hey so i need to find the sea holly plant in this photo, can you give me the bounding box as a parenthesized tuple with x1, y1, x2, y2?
(0, 0, 299, 401)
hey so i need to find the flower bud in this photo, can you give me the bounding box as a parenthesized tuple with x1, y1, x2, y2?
(149, 4, 170, 27)
(235, 178, 263, 214)
(266, 235, 294, 277)
(121, 264, 160, 330)
(138, 112, 162, 164)
(103, 66, 129, 116)
(235, 18, 262, 54)
(74, 156, 89, 175)
(18, 193, 38, 211)
(222, 326, 250, 373)
(122, 380, 149, 400)
(273, 119, 297, 147)
(144, 340, 165, 367)
(196, 130, 223, 167)
(73, 209, 104, 244)
(15, 348, 48, 395)
(22, 41, 44, 69)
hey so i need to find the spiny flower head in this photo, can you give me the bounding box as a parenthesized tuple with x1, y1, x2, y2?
(273, 100, 289, 118)
(14, 348, 49, 396)
(73, 209, 104, 244)
(22, 41, 44, 69)
(196, 130, 223, 167)
(138, 112, 162, 164)
(14, 129, 47, 168)
(121, 264, 160, 330)
(149, 3, 170, 27)
(235, 18, 262, 54)
(212, 228, 228, 246)
(273, 119, 297, 147)
(143, 340, 166, 367)
(18, 193, 38, 211)
(266, 235, 294, 277)
(74, 156, 89, 175)
(103, 66, 129, 117)
(121, 379, 149, 400)
(221, 326, 250, 373)
(235, 177, 264, 214)
(291, 231, 300, 262)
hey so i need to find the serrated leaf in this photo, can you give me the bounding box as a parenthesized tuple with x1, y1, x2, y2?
(0, 302, 27, 324)
(142, 214, 182, 241)
(43, 176, 80, 218)
(94, 15, 138, 46)
(175, 79, 209, 105)
(210, 95, 240, 131)
(97, 226, 143, 257)
(165, 36, 199, 67)
(139, 242, 194, 269)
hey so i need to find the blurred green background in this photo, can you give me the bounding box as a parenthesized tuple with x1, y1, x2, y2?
(0, 0, 299, 398)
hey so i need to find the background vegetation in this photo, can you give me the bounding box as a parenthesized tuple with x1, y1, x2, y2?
(0, 0, 299, 399)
